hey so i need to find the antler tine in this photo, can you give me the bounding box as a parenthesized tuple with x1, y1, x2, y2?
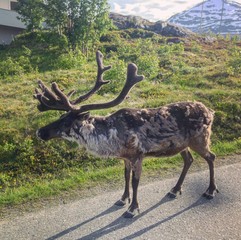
(76, 63, 144, 113)
(96, 50, 112, 76)
(34, 80, 61, 111)
(126, 63, 145, 88)
(50, 82, 76, 111)
(71, 50, 111, 105)
(34, 88, 51, 112)
(34, 80, 76, 112)
(36, 80, 58, 101)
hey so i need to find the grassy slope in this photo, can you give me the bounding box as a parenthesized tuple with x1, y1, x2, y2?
(0, 30, 240, 208)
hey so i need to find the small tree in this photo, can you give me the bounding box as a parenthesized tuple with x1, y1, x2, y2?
(16, 0, 45, 31)
(44, 0, 112, 54)
(43, 0, 69, 35)
(16, 0, 112, 55)
(74, 0, 112, 55)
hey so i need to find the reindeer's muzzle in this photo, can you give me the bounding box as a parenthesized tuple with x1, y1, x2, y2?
(36, 129, 51, 141)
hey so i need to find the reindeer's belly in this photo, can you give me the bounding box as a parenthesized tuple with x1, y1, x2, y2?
(144, 136, 189, 157)
(145, 145, 187, 157)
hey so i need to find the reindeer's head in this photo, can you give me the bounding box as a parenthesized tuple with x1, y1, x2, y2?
(36, 112, 90, 141)
(34, 51, 144, 141)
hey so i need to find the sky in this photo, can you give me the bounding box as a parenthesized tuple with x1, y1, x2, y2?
(108, 0, 241, 22)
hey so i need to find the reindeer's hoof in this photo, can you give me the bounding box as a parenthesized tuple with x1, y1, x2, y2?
(167, 192, 177, 198)
(114, 198, 130, 207)
(167, 188, 182, 199)
(203, 193, 214, 199)
(202, 188, 219, 200)
(115, 199, 126, 207)
(123, 208, 140, 218)
(115, 199, 126, 206)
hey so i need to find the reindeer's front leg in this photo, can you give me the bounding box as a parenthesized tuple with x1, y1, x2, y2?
(115, 160, 131, 206)
(123, 157, 143, 218)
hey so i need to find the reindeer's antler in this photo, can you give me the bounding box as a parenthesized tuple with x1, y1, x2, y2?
(34, 51, 111, 112)
(34, 51, 144, 113)
(78, 63, 144, 113)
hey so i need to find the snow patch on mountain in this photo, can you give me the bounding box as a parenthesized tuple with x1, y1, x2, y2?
(168, 0, 241, 35)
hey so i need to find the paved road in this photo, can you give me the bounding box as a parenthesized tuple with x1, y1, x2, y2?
(1, 162, 241, 240)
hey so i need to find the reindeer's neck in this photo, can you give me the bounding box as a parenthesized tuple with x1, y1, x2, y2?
(69, 116, 122, 157)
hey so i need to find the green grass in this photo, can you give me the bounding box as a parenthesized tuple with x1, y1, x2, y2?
(0, 31, 240, 208)
(0, 139, 240, 207)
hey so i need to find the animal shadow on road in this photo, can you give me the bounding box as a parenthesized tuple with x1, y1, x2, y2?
(46, 194, 208, 240)
(45, 204, 119, 240)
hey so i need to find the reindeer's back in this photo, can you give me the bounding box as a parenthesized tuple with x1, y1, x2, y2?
(165, 101, 214, 132)
(110, 101, 214, 157)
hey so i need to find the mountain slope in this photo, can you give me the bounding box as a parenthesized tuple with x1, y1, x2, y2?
(110, 13, 195, 37)
(168, 0, 241, 35)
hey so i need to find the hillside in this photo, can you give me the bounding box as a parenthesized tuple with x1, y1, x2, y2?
(0, 30, 240, 207)
(168, 0, 241, 35)
(110, 13, 195, 37)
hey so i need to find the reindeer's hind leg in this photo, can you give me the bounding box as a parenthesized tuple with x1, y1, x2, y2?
(202, 152, 219, 199)
(168, 148, 194, 198)
(189, 131, 219, 199)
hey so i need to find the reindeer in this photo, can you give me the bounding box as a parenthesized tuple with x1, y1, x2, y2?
(34, 51, 218, 218)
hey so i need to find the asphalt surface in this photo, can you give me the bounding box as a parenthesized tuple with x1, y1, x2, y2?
(1, 161, 241, 240)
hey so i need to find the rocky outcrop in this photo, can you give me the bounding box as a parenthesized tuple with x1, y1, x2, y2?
(110, 13, 196, 38)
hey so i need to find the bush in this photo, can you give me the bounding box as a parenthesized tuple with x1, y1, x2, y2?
(12, 31, 68, 50)
(55, 50, 86, 70)
(227, 47, 241, 76)
(136, 54, 159, 79)
(0, 31, 74, 74)
(0, 57, 24, 77)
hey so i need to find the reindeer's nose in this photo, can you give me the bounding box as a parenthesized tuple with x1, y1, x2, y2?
(36, 129, 49, 141)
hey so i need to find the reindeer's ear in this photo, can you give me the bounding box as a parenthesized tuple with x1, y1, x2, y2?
(77, 112, 90, 120)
